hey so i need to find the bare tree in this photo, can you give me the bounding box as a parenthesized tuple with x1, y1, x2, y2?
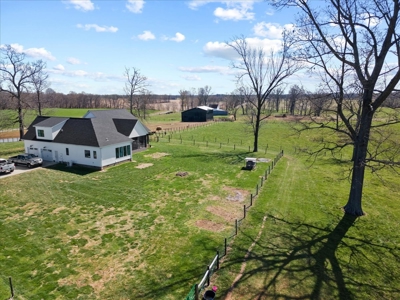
(275, 0, 400, 215)
(227, 35, 301, 152)
(270, 87, 285, 113)
(227, 88, 245, 120)
(197, 85, 212, 106)
(31, 62, 49, 116)
(179, 89, 190, 111)
(124, 67, 148, 115)
(288, 84, 304, 115)
(138, 89, 152, 119)
(189, 88, 197, 108)
(0, 45, 47, 139)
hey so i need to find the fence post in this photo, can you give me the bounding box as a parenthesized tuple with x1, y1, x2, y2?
(250, 193, 253, 206)
(256, 184, 259, 195)
(261, 176, 264, 186)
(195, 284, 199, 300)
(224, 238, 227, 256)
(207, 266, 210, 287)
(235, 219, 238, 235)
(9, 277, 14, 298)
(217, 251, 220, 270)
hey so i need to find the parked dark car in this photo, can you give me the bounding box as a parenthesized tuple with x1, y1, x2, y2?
(8, 154, 43, 168)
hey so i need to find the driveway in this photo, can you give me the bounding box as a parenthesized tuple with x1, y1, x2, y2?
(0, 161, 56, 179)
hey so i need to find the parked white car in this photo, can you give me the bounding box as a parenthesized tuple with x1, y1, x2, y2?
(0, 158, 15, 174)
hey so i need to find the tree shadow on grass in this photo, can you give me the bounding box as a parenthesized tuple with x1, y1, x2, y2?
(220, 213, 400, 299)
(111, 239, 220, 299)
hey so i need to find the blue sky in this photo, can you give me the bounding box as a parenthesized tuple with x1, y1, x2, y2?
(1, 0, 308, 95)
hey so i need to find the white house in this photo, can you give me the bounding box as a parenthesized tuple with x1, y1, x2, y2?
(23, 109, 152, 169)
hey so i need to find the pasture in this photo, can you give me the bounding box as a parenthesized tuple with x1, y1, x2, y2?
(1, 116, 400, 299)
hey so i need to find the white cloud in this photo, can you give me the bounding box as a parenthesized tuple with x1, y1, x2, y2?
(53, 64, 65, 71)
(179, 65, 234, 75)
(163, 32, 185, 42)
(77, 24, 118, 32)
(203, 41, 238, 60)
(253, 22, 295, 39)
(126, 0, 145, 13)
(5, 43, 56, 61)
(181, 74, 202, 81)
(67, 57, 81, 65)
(188, 1, 258, 21)
(203, 37, 283, 61)
(138, 30, 155, 41)
(214, 6, 254, 21)
(63, 0, 94, 11)
(170, 32, 185, 42)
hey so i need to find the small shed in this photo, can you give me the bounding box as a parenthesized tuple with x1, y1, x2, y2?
(181, 106, 214, 122)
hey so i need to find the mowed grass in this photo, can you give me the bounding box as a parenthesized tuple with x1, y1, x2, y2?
(1, 119, 400, 299)
(0, 122, 278, 299)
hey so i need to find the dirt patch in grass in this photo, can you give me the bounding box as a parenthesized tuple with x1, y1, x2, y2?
(195, 220, 225, 232)
(223, 186, 249, 202)
(206, 206, 240, 222)
(144, 152, 169, 159)
(52, 206, 68, 214)
(136, 163, 153, 169)
(22, 202, 42, 216)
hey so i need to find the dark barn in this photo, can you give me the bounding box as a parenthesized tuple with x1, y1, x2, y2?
(181, 106, 214, 122)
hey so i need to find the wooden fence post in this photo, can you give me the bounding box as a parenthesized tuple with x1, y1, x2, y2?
(207, 266, 210, 287)
(9, 277, 14, 298)
(235, 219, 238, 235)
(195, 284, 199, 300)
(224, 238, 227, 256)
(217, 251, 220, 270)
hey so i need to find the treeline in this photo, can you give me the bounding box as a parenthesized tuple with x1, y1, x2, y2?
(0, 90, 179, 111)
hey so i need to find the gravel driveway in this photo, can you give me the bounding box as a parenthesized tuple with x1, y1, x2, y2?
(0, 161, 56, 179)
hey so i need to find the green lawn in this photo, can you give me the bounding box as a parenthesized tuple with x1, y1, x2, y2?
(1, 120, 399, 300)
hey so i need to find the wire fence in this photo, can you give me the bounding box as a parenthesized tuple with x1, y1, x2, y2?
(185, 150, 284, 300)
(151, 131, 281, 156)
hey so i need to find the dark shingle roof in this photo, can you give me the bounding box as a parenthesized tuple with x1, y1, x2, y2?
(24, 109, 148, 147)
(35, 117, 69, 127)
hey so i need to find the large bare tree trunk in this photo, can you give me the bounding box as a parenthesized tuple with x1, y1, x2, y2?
(343, 106, 374, 216)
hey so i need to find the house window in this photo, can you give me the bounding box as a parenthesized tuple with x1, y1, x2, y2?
(93, 151, 97, 159)
(115, 145, 131, 159)
(84, 150, 91, 158)
(37, 129, 44, 137)
(66, 148, 69, 156)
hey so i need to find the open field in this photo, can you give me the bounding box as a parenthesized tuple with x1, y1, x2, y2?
(1, 118, 400, 299)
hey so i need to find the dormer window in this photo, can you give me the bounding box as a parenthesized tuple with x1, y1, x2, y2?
(37, 129, 45, 137)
